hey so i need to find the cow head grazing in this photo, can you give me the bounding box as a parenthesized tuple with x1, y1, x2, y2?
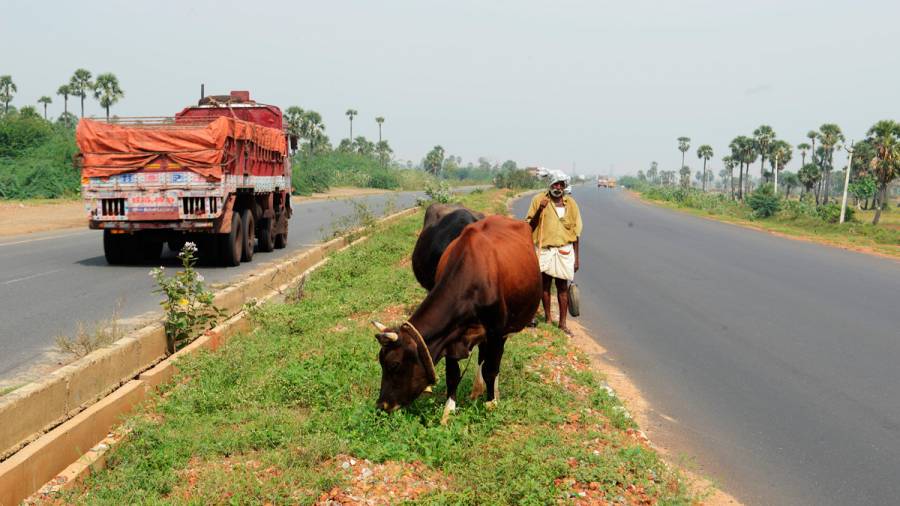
(372, 321, 436, 411)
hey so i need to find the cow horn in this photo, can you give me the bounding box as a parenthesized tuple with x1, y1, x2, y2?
(376, 331, 399, 346)
(371, 321, 388, 332)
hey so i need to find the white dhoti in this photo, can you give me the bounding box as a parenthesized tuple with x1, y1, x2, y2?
(537, 244, 575, 281)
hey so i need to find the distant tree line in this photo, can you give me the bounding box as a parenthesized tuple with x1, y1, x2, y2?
(0, 70, 124, 126)
(632, 124, 900, 225)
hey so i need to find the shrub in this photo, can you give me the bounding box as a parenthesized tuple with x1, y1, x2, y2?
(777, 199, 818, 220)
(150, 243, 224, 353)
(422, 180, 452, 204)
(366, 167, 400, 190)
(0, 123, 80, 199)
(292, 151, 405, 195)
(747, 184, 781, 218)
(0, 113, 54, 158)
(817, 202, 854, 223)
(493, 168, 541, 189)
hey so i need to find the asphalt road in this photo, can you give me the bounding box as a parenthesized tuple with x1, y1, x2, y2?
(514, 187, 900, 506)
(0, 190, 434, 380)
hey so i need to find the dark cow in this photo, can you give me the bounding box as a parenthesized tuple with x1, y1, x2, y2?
(412, 204, 484, 291)
(373, 215, 541, 423)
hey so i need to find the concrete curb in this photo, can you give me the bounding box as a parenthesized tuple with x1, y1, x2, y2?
(0, 206, 419, 505)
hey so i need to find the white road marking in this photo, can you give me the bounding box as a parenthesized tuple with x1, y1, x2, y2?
(0, 230, 92, 247)
(2, 269, 63, 285)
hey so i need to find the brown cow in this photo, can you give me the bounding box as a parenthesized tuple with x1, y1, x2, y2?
(373, 215, 541, 423)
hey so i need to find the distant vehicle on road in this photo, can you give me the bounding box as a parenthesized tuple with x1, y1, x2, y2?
(76, 90, 293, 266)
(597, 176, 617, 189)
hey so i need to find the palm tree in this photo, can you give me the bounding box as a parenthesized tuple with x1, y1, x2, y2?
(345, 109, 358, 139)
(817, 124, 844, 204)
(647, 161, 658, 184)
(753, 125, 775, 182)
(69, 68, 94, 118)
(798, 163, 821, 196)
(730, 136, 755, 200)
(376, 140, 392, 166)
(781, 172, 800, 197)
(697, 144, 713, 191)
(56, 84, 71, 116)
(866, 120, 900, 225)
(797, 142, 810, 167)
(718, 167, 731, 193)
(679, 166, 691, 188)
(354, 136, 374, 156)
(424, 145, 445, 175)
(768, 140, 792, 190)
(37, 96, 52, 120)
(92, 73, 124, 120)
(677, 136, 691, 171)
(722, 155, 735, 199)
(0, 75, 16, 113)
(375, 116, 384, 143)
(284, 106, 304, 153)
(300, 110, 325, 154)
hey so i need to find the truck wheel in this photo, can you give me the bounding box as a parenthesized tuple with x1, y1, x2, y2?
(274, 217, 288, 249)
(197, 236, 219, 266)
(140, 236, 164, 263)
(218, 212, 243, 267)
(258, 218, 275, 252)
(103, 230, 131, 265)
(168, 237, 186, 255)
(241, 209, 255, 262)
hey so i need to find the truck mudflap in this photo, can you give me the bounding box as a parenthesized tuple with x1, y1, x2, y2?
(213, 195, 237, 234)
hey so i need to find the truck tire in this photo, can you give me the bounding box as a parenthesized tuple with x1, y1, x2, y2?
(140, 236, 164, 263)
(103, 230, 132, 265)
(218, 212, 243, 267)
(196, 236, 218, 266)
(241, 209, 255, 262)
(167, 237, 186, 255)
(274, 216, 288, 249)
(258, 217, 275, 252)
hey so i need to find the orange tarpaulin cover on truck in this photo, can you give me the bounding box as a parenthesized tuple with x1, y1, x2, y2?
(76, 116, 287, 179)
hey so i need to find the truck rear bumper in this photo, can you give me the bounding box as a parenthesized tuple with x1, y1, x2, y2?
(89, 220, 215, 231)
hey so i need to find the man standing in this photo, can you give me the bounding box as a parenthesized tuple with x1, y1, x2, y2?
(526, 173, 582, 334)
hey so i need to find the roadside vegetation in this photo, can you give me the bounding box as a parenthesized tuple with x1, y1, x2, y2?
(58, 189, 694, 505)
(623, 122, 900, 257)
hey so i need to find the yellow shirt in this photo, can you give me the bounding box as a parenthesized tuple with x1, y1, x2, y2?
(526, 193, 583, 247)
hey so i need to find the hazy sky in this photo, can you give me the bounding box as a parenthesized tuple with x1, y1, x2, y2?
(3, 0, 899, 176)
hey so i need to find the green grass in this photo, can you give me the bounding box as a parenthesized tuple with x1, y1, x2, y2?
(65, 189, 692, 505)
(0, 384, 22, 397)
(634, 187, 900, 258)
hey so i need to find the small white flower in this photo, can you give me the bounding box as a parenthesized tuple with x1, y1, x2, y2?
(183, 241, 198, 253)
(195, 274, 204, 282)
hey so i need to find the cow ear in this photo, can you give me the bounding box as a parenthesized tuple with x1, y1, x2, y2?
(375, 332, 399, 346)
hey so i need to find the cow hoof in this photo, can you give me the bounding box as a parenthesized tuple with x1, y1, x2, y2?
(485, 400, 498, 411)
(470, 364, 486, 399)
(441, 398, 456, 425)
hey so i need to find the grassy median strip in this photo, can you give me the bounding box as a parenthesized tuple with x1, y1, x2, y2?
(62, 190, 692, 505)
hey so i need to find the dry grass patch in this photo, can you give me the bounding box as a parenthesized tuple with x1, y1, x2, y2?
(317, 454, 451, 505)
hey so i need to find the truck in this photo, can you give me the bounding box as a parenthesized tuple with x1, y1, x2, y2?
(596, 175, 616, 189)
(76, 90, 293, 266)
